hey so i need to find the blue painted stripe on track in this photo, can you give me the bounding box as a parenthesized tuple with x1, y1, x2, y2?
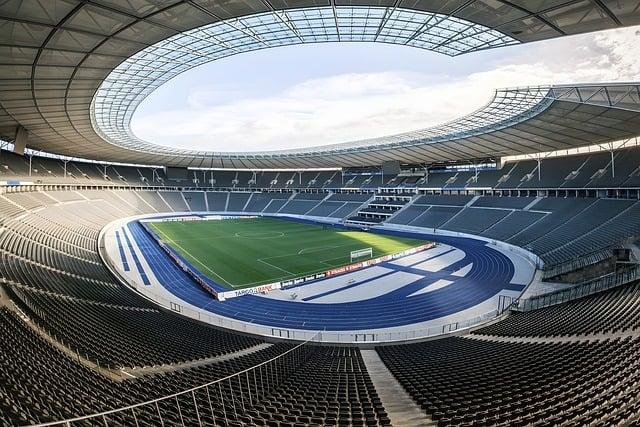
(115, 230, 129, 272)
(122, 227, 150, 286)
(303, 247, 458, 301)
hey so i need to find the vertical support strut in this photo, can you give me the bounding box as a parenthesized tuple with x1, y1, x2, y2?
(610, 143, 615, 179)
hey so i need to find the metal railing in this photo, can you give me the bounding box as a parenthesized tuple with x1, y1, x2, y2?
(121, 274, 498, 343)
(33, 334, 319, 427)
(513, 264, 640, 312)
(540, 247, 614, 280)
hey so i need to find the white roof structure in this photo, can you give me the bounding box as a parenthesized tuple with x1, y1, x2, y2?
(0, 0, 639, 168)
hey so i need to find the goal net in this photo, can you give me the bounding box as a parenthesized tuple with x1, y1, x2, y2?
(350, 247, 373, 263)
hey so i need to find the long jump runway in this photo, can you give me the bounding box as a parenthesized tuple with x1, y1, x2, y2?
(123, 220, 528, 332)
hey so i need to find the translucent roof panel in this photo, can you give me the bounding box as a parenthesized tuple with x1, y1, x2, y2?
(1, 0, 638, 167)
(91, 6, 519, 155)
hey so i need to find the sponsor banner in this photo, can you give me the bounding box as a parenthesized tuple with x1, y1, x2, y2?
(141, 216, 203, 223)
(163, 216, 204, 222)
(143, 215, 258, 223)
(325, 243, 435, 278)
(196, 240, 433, 300)
(218, 282, 282, 301)
(0, 180, 33, 186)
(219, 269, 333, 300)
(205, 215, 258, 221)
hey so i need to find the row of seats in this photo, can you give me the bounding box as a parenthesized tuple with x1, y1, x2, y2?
(0, 186, 639, 426)
(8, 186, 635, 272)
(3, 146, 640, 189)
(0, 192, 268, 369)
(378, 336, 640, 426)
(0, 306, 390, 426)
(475, 280, 640, 338)
(0, 150, 361, 189)
(388, 195, 640, 266)
(9, 285, 262, 368)
(0, 306, 300, 425)
(51, 190, 368, 218)
(420, 146, 640, 189)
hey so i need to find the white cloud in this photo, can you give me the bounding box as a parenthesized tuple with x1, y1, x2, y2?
(131, 26, 640, 152)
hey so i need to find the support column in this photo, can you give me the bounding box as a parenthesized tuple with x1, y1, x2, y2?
(609, 143, 615, 179)
(13, 126, 28, 155)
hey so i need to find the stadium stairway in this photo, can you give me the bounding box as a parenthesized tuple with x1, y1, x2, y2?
(361, 349, 435, 426)
(346, 191, 416, 226)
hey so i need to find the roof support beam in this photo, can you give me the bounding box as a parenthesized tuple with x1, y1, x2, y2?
(374, 0, 401, 42)
(590, 0, 622, 25)
(331, 0, 341, 42)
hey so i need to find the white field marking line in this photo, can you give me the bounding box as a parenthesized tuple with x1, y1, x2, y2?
(166, 230, 289, 242)
(317, 244, 417, 267)
(154, 222, 334, 289)
(155, 227, 308, 243)
(234, 231, 285, 239)
(158, 220, 419, 289)
(157, 221, 335, 243)
(297, 245, 344, 255)
(238, 245, 388, 288)
(319, 255, 353, 265)
(236, 246, 407, 288)
(318, 259, 343, 268)
(151, 226, 234, 287)
(256, 258, 295, 276)
(261, 242, 356, 262)
(256, 243, 354, 276)
(246, 243, 415, 286)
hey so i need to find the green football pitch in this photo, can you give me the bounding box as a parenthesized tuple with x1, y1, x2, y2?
(149, 217, 426, 289)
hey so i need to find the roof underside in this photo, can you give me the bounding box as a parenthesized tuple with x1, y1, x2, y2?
(0, 0, 639, 168)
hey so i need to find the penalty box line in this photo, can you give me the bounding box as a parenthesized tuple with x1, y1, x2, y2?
(256, 258, 295, 276)
(256, 243, 374, 275)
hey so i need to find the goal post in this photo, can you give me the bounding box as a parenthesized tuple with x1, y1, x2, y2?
(350, 247, 373, 263)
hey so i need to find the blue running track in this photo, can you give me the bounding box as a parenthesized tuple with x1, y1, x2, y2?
(127, 220, 521, 331)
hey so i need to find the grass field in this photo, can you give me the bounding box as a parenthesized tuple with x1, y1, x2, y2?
(149, 217, 426, 289)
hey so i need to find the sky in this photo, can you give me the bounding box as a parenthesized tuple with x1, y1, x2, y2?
(131, 25, 640, 152)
